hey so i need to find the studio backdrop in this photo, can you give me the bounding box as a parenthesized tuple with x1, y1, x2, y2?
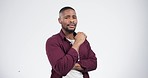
(0, 0, 148, 78)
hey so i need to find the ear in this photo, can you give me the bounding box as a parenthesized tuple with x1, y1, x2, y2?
(58, 18, 62, 24)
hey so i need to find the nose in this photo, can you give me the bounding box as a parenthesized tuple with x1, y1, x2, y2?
(70, 19, 74, 23)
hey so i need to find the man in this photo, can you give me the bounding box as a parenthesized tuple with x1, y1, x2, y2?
(46, 6, 97, 78)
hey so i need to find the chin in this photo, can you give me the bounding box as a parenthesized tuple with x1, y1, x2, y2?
(67, 29, 75, 33)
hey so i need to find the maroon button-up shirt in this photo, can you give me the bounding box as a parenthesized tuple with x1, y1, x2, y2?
(46, 30, 97, 78)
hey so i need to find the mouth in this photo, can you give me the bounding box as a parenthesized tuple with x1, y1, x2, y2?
(67, 23, 76, 27)
(69, 25, 75, 28)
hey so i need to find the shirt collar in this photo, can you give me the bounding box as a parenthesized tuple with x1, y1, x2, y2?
(59, 29, 77, 40)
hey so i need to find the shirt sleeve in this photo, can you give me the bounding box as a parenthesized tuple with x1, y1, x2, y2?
(77, 40, 97, 73)
(46, 38, 78, 76)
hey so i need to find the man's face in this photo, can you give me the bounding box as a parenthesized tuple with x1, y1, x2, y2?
(58, 9, 77, 33)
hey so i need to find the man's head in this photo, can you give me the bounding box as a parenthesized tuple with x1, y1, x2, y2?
(58, 6, 77, 34)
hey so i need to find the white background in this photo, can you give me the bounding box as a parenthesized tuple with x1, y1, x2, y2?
(0, 0, 148, 78)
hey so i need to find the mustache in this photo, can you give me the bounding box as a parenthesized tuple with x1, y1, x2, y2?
(67, 23, 76, 26)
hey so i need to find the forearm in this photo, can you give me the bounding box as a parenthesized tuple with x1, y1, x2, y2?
(53, 54, 77, 75)
(78, 47, 97, 72)
(72, 41, 81, 52)
(77, 58, 97, 72)
(47, 47, 79, 76)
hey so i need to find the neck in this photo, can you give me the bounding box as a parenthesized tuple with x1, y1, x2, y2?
(62, 29, 74, 40)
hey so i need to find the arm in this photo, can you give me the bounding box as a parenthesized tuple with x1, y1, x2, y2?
(46, 38, 78, 76)
(77, 41, 97, 72)
(73, 32, 97, 72)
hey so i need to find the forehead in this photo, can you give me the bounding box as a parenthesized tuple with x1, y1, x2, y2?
(61, 9, 76, 15)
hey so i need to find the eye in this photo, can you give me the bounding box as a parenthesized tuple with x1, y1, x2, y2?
(64, 15, 70, 19)
(64, 17, 68, 19)
(73, 15, 77, 19)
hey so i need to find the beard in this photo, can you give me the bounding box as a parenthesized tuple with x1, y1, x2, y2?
(62, 26, 76, 33)
(62, 23, 77, 34)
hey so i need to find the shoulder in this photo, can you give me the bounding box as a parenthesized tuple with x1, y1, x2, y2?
(82, 39, 92, 49)
(46, 33, 61, 45)
(84, 39, 90, 45)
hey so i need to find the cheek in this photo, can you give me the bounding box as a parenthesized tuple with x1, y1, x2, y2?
(62, 20, 69, 24)
(75, 21, 78, 24)
(74, 19, 78, 23)
(61, 22, 67, 27)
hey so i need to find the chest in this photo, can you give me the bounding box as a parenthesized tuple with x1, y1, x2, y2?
(60, 41, 89, 59)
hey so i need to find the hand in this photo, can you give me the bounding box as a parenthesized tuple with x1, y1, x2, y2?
(72, 32, 87, 52)
(74, 32, 87, 46)
(73, 63, 84, 71)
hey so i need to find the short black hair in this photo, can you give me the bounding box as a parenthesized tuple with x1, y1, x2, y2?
(59, 6, 75, 13)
